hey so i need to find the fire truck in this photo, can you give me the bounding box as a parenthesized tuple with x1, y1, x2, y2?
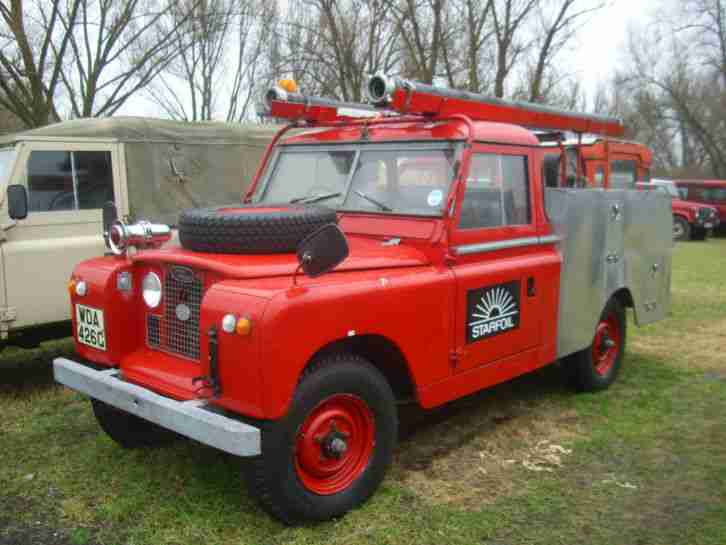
(51, 75, 672, 523)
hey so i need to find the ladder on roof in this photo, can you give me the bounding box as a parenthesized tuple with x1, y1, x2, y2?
(263, 74, 625, 138)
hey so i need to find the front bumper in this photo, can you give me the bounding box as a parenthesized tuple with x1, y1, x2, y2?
(53, 358, 261, 457)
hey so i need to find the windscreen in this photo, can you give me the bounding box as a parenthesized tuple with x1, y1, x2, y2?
(255, 145, 459, 216)
(0, 146, 17, 187)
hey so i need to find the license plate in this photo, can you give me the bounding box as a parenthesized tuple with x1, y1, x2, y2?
(76, 304, 106, 351)
(705, 222, 714, 229)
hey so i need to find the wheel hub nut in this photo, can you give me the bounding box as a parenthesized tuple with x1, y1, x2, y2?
(329, 437, 348, 457)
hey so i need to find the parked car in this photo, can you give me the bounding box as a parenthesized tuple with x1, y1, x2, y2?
(53, 76, 672, 523)
(673, 179, 726, 234)
(0, 117, 277, 348)
(637, 179, 719, 241)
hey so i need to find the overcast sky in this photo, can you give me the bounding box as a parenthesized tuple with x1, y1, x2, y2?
(572, 0, 659, 100)
(120, 0, 663, 118)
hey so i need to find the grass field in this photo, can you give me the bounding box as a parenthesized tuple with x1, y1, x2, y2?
(1, 238, 725, 545)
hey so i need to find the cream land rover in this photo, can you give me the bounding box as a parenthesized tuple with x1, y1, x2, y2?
(0, 117, 277, 349)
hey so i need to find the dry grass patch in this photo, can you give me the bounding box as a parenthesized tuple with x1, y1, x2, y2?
(390, 370, 582, 508)
(632, 318, 726, 373)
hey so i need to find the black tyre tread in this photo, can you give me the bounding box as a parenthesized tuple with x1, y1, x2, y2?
(178, 204, 337, 254)
(245, 353, 397, 524)
(691, 226, 707, 241)
(563, 298, 626, 392)
(91, 400, 178, 448)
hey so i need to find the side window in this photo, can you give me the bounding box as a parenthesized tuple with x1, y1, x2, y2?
(594, 166, 605, 187)
(701, 187, 726, 203)
(26, 150, 114, 213)
(609, 159, 637, 189)
(677, 186, 689, 200)
(459, 153, 530, 229)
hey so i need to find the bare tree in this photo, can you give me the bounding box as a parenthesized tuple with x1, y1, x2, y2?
(58, 0, 198, 118)
(0, 0, 82, 127)
(611, 4, 726, 178)
(0, 0, 196, 126)
(491, 0, 539, 98)
(386, 0, 455, 83)
(148, 0, 274, 121)
(526, 0, 607, 103)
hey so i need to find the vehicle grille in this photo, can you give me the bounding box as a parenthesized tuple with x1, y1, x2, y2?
(146, 266, 203, 361)
(698, 207, 715, 221)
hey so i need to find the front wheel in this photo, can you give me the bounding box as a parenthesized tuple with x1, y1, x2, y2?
(673, 216, 691, 241)
(245, 354, 397, 524)
(563, 298, 626, 392)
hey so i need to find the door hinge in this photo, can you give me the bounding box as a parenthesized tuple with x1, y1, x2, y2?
(0, 307, 17, 323)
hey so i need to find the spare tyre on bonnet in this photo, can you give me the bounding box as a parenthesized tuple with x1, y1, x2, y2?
(178, 204, 337, 254)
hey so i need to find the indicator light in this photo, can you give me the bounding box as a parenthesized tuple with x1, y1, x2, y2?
(235, 317, 252, 336)
(117, 271, 132, 292)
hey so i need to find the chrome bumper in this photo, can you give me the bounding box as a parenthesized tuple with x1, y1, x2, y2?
(53, 358, 261, 457)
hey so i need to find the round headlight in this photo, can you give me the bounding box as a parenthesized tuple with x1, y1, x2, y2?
(142, 272, 162, 308)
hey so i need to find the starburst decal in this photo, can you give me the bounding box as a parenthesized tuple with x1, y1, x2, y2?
(469, 286, 518, 326)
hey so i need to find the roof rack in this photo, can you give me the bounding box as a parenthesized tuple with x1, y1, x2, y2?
(261, 75, 625, 138)
(263, 86, 381, 124)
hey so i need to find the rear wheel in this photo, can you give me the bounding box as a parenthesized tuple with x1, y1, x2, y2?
(673, 216, 691, 241)
(91, 400, 178, 448)
(563, 298, 626, 392)
(691, 226, 707, 241)
(245, 354, 397, 523)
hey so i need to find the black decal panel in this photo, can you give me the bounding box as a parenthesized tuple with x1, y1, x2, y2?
(466, 281, 521, 343)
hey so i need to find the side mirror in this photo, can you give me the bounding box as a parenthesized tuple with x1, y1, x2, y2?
(296, 224, 349, 278)
(102, 201, 118, 247)
(7, 184, 28, 220)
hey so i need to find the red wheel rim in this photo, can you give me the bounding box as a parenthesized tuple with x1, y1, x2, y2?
(294, 394, 375, 495)
(592, 311, 621, 376)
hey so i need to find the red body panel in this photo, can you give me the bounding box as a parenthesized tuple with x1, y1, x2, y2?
(69, 117, 574, 423)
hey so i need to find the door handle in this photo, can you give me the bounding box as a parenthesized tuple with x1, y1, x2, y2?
(527, 277, 536, 297)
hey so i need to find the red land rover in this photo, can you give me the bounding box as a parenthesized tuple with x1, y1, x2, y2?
(638, 179, 719, 241)
(674, 180, 726, 233)
(51, 76, 673, 523)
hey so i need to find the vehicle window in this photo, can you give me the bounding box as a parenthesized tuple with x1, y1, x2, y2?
(26, 150, 114, 212)
(594, 166, 605, 187)
(260, 150, 355, 205)
(0, 147, 17, 186)
(703, 188, 726, 203)
(610, 159, 637, 189)
(459, 154, 530, 229)
(543, 154, 560, 188)
(677, 186, 689, 199)
(74, 151, 114, 209)
(342, 149, 456, 215)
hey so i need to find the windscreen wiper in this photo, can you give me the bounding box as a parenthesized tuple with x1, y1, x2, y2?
(353, 190, 392, 211)
(290, 192, 341, 204)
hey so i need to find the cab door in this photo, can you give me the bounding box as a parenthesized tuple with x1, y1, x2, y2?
(1, 142, 123, 329)
(449, 145, 543, 372)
